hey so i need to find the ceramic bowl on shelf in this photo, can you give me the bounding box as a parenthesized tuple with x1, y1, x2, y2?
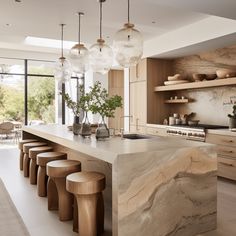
(167, 74, 183, 81)
(205, 73, 217, 80)
(192, 73, 206, 82)
(216, 69, 236, 79)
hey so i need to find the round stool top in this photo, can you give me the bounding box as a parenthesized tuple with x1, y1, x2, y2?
(23, 142, 47, 154)
(29, 146, 53, 160)
(66, 172, 106, 195)
(18, 139, 38, 150)
(47, 160, 81, 178)
(37, 152, 67, 166)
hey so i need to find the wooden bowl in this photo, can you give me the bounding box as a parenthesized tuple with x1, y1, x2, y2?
(192, 73, 206, 81)
(205, 74, 217, 80)
(216, 69, 236, 79)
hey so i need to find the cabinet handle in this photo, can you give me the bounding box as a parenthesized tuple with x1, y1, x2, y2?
(219, 162, 233, 167)
(136, 118, 140, 131)
(136, 63, 139, 78)
(220, 150, 233, 154)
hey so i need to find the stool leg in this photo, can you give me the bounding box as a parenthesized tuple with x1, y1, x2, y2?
(19, 150, 24, 171)
(54, 177, 73, 221)
(47, 177, 59, 211)
(29, 159, 38, 184)
(73, 197, 79, 233)
(23, 153, 30, 177)
(97, 192, 104, 234)
(37, 166, 47, 197)
(76, 193, 102, 236)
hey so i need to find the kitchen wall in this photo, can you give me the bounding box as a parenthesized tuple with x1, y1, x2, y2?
(169, 87, 236, 126)
(167, 44, 236, 126)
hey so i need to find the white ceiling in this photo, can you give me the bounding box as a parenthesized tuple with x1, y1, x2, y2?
(0, 0, 235, 58)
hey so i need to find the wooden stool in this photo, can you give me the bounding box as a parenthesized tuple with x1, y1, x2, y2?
(29, 146, 53, 185)
(18, 139, 37, 171)
(36, 152, 67, 197)
(66, 172, 106, 236)
(23, 142, 47, 177)
(46, 160, 81, 221)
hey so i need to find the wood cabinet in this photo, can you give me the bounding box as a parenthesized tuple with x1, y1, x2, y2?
(206, 133, 236, 181)
(129, 81, 147, 132)
(129, 59, 147, 82)
(129, 58, 173, 133)
(108, 70, 124, 131)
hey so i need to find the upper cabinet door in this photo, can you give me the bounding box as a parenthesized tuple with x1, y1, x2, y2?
(129, 59, 147, 82)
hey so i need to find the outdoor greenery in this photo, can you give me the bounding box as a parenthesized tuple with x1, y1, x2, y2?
(0, 66, 55, 123)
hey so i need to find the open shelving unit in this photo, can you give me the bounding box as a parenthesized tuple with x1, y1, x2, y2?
(154, 77, 236, 92)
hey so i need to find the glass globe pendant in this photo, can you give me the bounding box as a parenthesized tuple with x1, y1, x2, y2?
(113, 0, 143, 67)
(54, 56, 72, 83)
(89, 0, 113, 74)
(54, 24, 72, 83)
(69, 12, 89, 75)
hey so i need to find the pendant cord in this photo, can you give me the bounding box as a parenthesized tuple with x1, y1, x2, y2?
(128, 0, 130, 23)
(78, 13, 81, 44)
(61, 24, 64, 58)
(100, 1, 102, 39)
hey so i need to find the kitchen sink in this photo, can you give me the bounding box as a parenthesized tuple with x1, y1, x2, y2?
(123, 133, 152, 140)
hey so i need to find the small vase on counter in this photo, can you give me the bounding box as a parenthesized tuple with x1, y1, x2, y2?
(72, 116, 81, 135)
(80, 111, 91, 137)
(96, 116, 110, 140)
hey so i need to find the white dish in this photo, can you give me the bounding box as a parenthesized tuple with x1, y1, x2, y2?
(164, 80, 189, 86)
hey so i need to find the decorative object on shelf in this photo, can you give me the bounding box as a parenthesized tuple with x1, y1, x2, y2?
(228, 105, 236, 130)
(165, 99, 189, 104)
(79, 86, 93, 137)
(167, 74, 184, 81)
(164, 80, 189, 86)
(61, 92, 81, 135)
(54, 24, 72, 83)
(205, 73, 217, 80)
(216, 69, 236, 79)
(69, 12, 89, 75)
(89, 0, 113, 74)
(192, 73, 206, 82)
(113, 0, 143, 67)
(90, 81, 122, 140)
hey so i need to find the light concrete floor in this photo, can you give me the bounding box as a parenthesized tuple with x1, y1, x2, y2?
(0, 148, 236, 236)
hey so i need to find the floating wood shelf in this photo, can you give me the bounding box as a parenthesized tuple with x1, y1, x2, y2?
(164, 99, 189, 104)
(154, 77, 236, 92)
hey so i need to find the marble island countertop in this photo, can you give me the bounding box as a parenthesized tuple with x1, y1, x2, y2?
(22, 124, 217, 236)
(22, 124, 214, 164)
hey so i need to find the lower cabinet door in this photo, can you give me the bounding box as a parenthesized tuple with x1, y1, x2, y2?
(218, 156, 236, 181)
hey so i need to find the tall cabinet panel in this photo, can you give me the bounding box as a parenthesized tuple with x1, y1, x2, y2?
(129, 58, 173, 133)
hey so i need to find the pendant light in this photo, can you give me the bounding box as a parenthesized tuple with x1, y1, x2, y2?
(89, 0, 113, 75)
(69, 12, 89, 75)
(54, 24, 72, 82)
(113, 0, 143, 68)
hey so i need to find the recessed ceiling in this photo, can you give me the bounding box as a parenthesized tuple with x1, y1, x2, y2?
(0, 0, 207, 51)
(0, 0, 235, 58)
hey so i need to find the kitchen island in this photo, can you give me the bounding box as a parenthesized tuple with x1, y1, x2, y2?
(22, 124, 217, 236)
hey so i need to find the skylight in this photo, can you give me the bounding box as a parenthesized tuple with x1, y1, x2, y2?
(24, 36, 76, 49)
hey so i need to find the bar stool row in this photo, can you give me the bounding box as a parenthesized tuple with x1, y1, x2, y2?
(18, 139, 106, 236)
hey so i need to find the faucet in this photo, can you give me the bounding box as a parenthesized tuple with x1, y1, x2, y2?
(119, 115, 133, 138)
